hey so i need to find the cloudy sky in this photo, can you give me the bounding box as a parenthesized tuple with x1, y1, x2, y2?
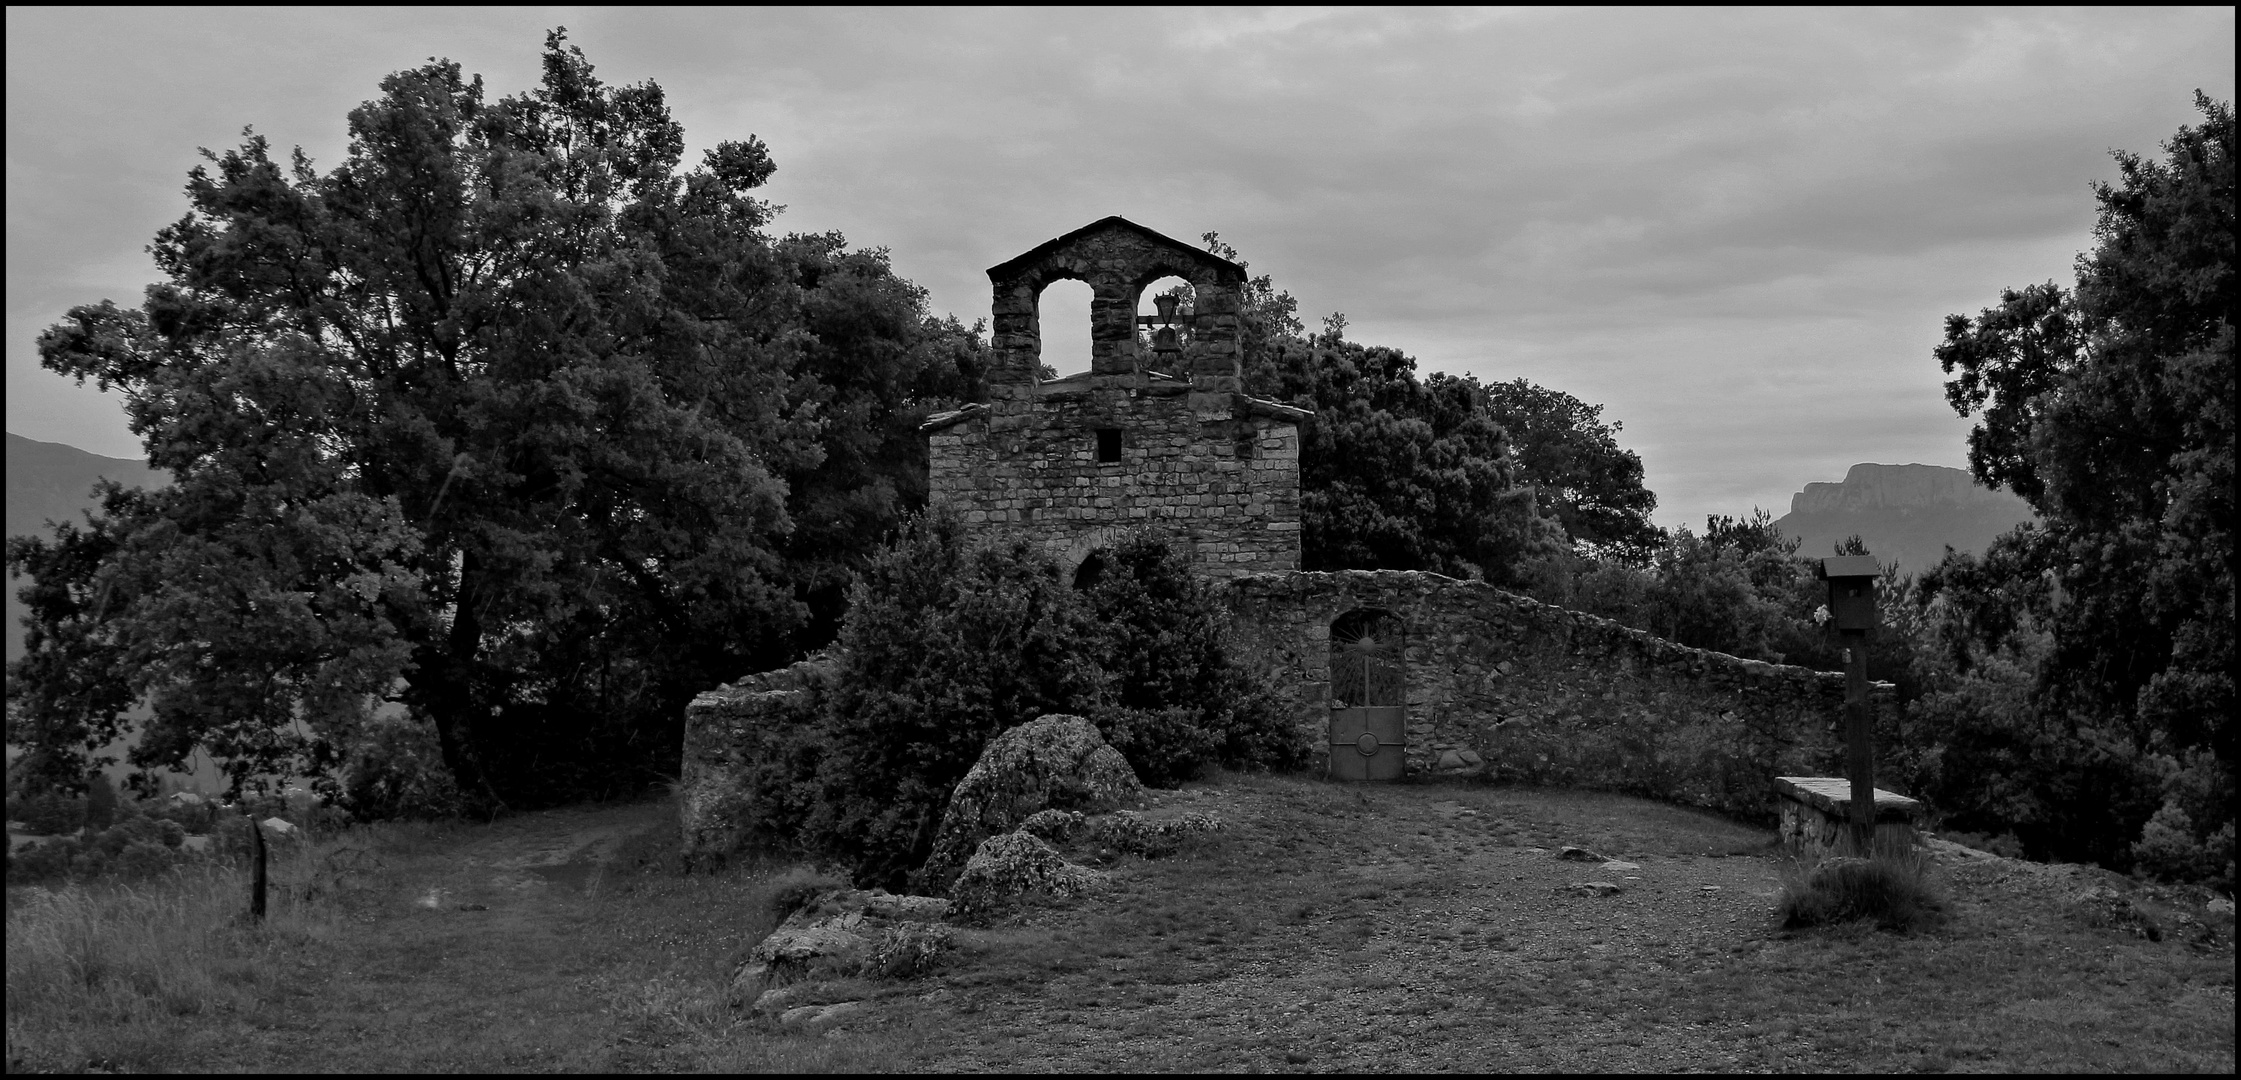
(6, 7, 2231, 530)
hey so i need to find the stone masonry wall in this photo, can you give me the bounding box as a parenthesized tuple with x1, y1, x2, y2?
(678, 653, 836, 861)
(926, 386, 1302, 580)
(1227, 570, 1898, 822)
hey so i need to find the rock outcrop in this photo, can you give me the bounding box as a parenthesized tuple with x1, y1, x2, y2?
(948, 831, 1109, 919)
(728, 886, 952, 1001)
(913, 714, 1144, 895)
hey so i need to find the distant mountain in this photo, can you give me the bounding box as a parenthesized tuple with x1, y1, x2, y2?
(6, 433, 169, 664)
(1772, 463, 2036, 576)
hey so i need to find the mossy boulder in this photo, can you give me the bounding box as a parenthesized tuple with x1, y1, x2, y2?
(947, 831, 1108, 920)
(913, 714, 1143, 895)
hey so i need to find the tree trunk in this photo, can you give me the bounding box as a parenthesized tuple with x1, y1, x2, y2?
(407, 549, 504, 810)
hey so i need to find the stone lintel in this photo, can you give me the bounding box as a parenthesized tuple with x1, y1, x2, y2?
(1774, 776, 1922, 821)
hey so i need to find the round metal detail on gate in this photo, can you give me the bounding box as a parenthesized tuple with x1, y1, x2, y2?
(1355, 732, 1381, 756)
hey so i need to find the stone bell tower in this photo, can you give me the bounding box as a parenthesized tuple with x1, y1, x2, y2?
(922, 216, 1309, 580)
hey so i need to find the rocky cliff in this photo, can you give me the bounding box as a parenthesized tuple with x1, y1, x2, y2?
(1773, 463, 2035, 575)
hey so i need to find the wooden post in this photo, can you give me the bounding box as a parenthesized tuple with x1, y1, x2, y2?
(249, 812, 268, 921)
(1843, 629, 1874, 854)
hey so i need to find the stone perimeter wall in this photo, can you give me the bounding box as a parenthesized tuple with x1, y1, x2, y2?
(1227, 570, 1897, 822)
(678, 654, 836, 860)
(927, 389, 1302, 580)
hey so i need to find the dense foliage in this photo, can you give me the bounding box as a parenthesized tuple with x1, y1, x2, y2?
(1163, 238, 1576, 587)
(771, 520, 1300, 889)
(1921, 93, 2233, 883)
(1481, 378, 1662, 556)
(6, 34, 982, 806)
(808, 517, 1106, 887)
(1079, 534, 1307, 785)
(1543, 96, 2234, 886)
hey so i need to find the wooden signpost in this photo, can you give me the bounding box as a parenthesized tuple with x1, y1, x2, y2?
(249, 809, 268, 921)
(1818, 555, 1881, 853)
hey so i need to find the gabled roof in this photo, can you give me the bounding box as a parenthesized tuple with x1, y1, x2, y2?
(986, 215, 1247, 283)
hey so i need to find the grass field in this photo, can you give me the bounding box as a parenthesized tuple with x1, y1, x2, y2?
(6, 776, 2233, 1072)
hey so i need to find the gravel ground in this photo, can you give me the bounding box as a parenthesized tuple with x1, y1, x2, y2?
(870, 776, 2233, 1072)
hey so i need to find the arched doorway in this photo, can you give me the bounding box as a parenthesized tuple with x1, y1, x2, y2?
(1072, 548, 1108, 589)
(1329, 609, 1405, 781)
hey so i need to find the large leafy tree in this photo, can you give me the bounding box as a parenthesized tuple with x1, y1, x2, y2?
(1481, 378, 1661, 556)
(1251, 327, 1561, 583)
(8, 33, 976, 805)
(1169, 247, 1558, 583)
(1932, 92, 2233, 873)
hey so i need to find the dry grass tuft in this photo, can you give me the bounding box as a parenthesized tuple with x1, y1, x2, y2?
(1777, 834, 1946, 933)
(764, 866, 850, 920)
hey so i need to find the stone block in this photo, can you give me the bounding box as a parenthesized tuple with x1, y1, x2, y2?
(1774, 776, 1922, 853)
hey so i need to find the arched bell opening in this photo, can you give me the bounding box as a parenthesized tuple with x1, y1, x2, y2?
(1329, 608, 1405, 781)
(1035, 277, 1094, 379)
(1133, 275, 1193, 376)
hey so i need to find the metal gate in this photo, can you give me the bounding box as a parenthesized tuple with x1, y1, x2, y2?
(1329, 611, 1404, 781)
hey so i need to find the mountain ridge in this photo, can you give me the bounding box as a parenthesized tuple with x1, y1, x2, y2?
(6, 432, 170, 664)
(1773, 462, 2035, 575)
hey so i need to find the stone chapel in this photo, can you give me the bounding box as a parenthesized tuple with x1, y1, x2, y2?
(677, 217, 1893, 859)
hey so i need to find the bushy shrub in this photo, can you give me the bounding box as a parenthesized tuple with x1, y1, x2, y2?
(98, 816, 169, 857)
(116, 840, 177, 879)
(5, 792, 87, 836)
(6, 837, 84, 882)
(810, 516, 1105, 888)
(68, 847, 112, 878)
(84, 773, 122, 831)
(2132, 802, 2236, 893)
(152, 798, 218, 836)
(1891, 629, 2170, 869)
(1093, 706, 1219, 789)
(1080, 533, 1312, 783)
(745, 518, 1309, 887)
(336, 711, 467, 822)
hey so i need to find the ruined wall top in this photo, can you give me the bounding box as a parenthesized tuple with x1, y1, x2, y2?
(985, 216, 1250, 411)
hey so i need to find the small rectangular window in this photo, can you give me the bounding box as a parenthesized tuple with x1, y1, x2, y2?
(1095, 428, 1122, 463)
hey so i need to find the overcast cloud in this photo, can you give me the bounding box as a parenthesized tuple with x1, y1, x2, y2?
(7, 7, 2231, 529)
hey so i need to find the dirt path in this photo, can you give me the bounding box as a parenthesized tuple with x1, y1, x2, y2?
(402, 802, 664, 908)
